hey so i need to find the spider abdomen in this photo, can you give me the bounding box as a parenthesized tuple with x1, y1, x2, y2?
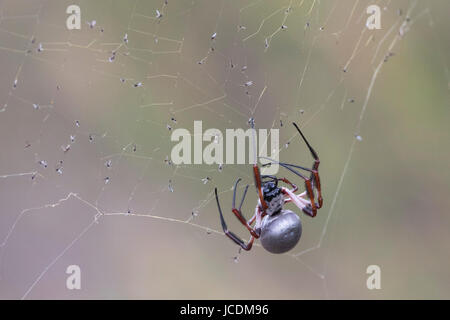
(260, 210, 302, 254)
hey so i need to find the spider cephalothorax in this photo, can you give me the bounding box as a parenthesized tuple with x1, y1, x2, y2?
(262, 181, 283, 216)
(262, 181, 279, 200)
(215, 122, 323, 254)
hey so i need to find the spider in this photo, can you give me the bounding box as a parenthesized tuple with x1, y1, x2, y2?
(214, 122, 323, 254)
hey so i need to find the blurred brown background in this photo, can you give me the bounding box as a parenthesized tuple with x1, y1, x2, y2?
(0, 0, 449, 299)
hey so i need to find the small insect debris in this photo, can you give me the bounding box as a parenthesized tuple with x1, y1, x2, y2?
(164, 156, 173, 166)
(168, 180, 174, 192)
(105, 159, 112, 168)
(56, 165, 63, 175)
(38, 160, 48, 168)
(211, 32, 217, 40)
(233, 248, 242, 263)
(384, 52, 395, 63)
(197, 57, 207, 65)
(62, 144, 71, 153)
(201, 177, 211, 185)
(88, 20, 96, 29)
(104, 177, 110, 184)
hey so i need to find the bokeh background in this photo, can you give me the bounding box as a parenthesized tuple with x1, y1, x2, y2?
(0, 0, 449, 299)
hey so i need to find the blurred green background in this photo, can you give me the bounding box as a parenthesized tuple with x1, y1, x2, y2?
(0, 0, 449, 299)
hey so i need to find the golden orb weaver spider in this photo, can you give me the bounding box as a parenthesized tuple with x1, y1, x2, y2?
(214, 123, 323, 254)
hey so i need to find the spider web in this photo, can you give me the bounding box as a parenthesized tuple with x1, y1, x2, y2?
(0, 0, 449, 299)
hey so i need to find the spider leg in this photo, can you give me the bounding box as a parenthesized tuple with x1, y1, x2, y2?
(268, 160, 321, 205)
(274, 161, 321, 203)
(261, 175, 278, 181)
(262, 158, 314, 174)
(282, 187, 317, 217)
(292, 122, 323, 208)
(232, 179, 260, 238)
(261, 175, 298, 192)
(293, 122, 319, 161)
(279, 177, 298, 193)
(253, 165, 268, 211)
(215, 188, 257, 251)
(261, 157, 320, 213)
(284, 191, 306, 203)
(261, 159, 322, 209)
